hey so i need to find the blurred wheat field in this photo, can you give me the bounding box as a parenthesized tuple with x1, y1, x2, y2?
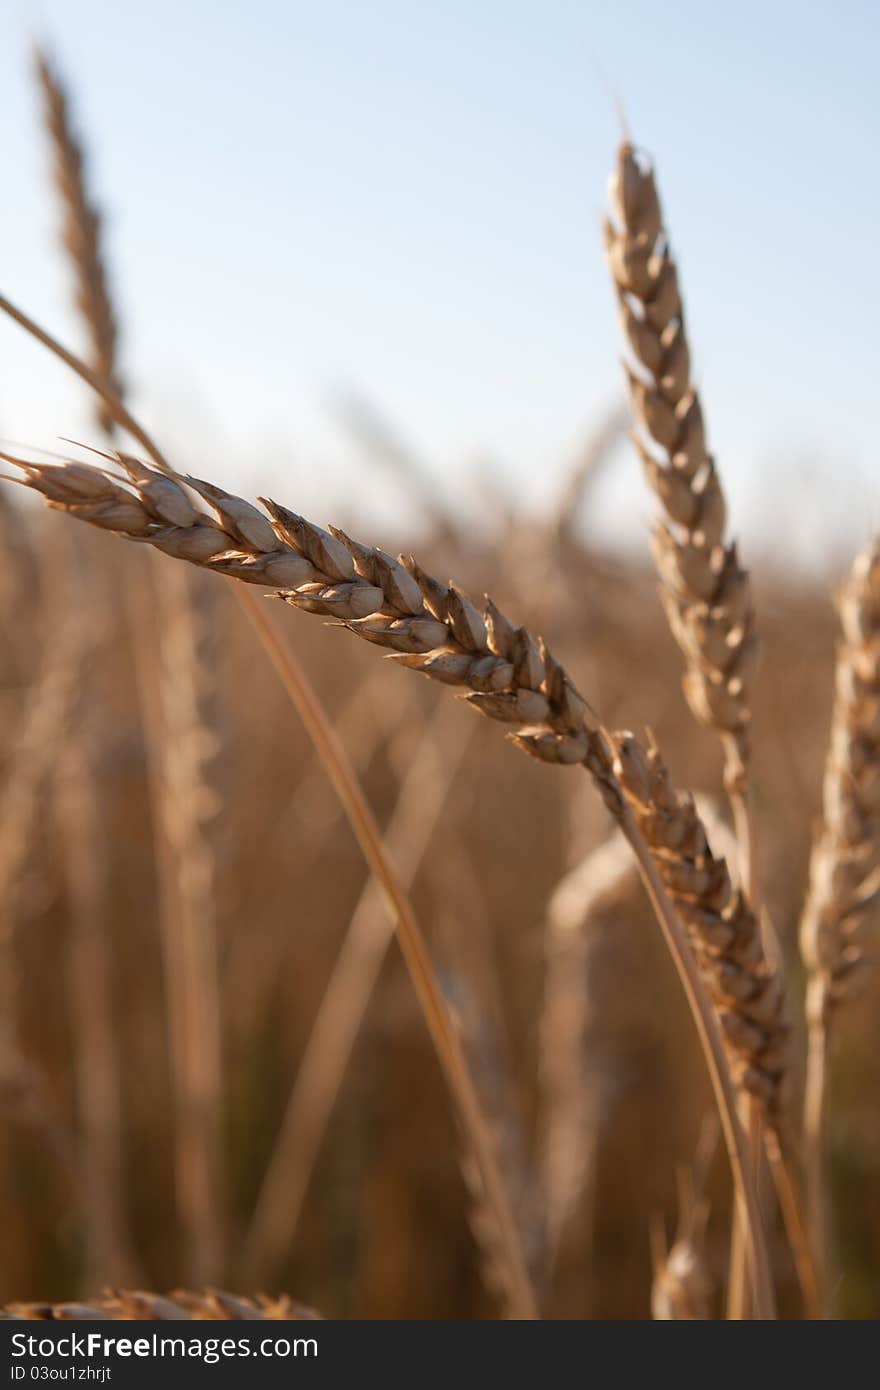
(1, 495, 878, 1317)
(0, 45, 879, 1323)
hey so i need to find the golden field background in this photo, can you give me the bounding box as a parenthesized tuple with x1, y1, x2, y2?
(1, 486, 878, 1318)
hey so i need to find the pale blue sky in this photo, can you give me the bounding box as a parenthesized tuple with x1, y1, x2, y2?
(1, 1, 878, 561)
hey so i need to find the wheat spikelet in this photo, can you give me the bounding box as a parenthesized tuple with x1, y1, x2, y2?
(1, 1290, 320, 1320)
(35, 49, 123, 433)
(604, 142, 757, 792)
(610, 733, 787, 1122)
(800, 539, 880, 1024)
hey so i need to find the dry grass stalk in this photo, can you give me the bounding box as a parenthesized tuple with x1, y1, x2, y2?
(148, 565, 225, 1283)
(539, 829, 632, 1274)
(4, 445, 775, 1315)
(331, 388, 460, 547)
(0, 589, 87, 1156)
(539, 799, 738, 1279)
(450, 975, 544, 1308)
(551, 403, 628, 547)
(1, 1290, 320, 1321)
(243, 698, 474, 1285)
(800, 538, 880, 1306)
(35, 49, 123, 433)
(224, 668, 418, 1028)
(651, 1124, 717, 1319)
(54, 544, 138, 1287)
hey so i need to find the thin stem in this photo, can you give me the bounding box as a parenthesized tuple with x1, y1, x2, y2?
(0, 292, 172, 472)
(726, 1098, 762, 1319)
(614, 799, 776, 1319)
(767, 1125, 823, 1319)
(803, 1012, 830, 1314)
(233, 591, 538, 1319)
(242, 702, 473, 1283)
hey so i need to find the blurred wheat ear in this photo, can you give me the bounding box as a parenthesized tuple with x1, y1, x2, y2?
(1, 1290, 321, 1321)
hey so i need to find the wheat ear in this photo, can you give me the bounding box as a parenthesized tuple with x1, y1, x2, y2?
(35, 49, 123, 432)
(604, 138, 781, 1315)
(800, 538, 880, 1309)
(2, 1290, 320, 1320)
(2, 442, 775, 1316)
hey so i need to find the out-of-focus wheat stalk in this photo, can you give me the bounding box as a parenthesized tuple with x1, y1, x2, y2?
(799, 539, 880, 1311)
(243, 697, 474, 1284)
(54, 540, 138, 1287)
(651, 1120, 717, 1319)
(449, 973, 544, 1310)
(144, 565, 225, 1283)
(540, 801, 737, 1283)
(1, 1290, 321, 1320)
(224, 668, 416, 1032)
(1, 426, 774, 1316)
(0, 566, 86, 1180)
(35, 50, 226, 1284)
(550, 403, 628, 548)
(35, 49, 123, 433)
(330, 388, 460, 547)
(539, 829, 632, 1278)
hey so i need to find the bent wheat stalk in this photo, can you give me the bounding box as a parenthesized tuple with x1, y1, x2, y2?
(1, 435, 774, 1315)
(800, 539, 880, 1310)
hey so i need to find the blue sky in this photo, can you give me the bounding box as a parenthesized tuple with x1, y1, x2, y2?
(1, 1, 878, 561)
